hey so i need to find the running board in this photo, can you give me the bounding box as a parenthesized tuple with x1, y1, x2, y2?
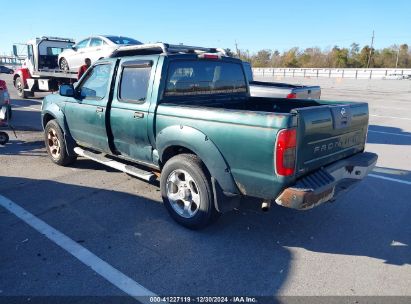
(74, 147, 156, 182)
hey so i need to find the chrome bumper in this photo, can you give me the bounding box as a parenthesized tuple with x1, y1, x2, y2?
(275, 152, 378, 210)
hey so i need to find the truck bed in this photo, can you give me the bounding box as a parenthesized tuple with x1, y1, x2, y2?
(161, 96, 368, 180)
(249, 81, 321, 99)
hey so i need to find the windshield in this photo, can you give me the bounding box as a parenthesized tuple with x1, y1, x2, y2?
(164, 60, 247, 97)
(105, 36, 142, 45)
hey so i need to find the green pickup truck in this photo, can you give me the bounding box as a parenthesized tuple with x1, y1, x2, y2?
(41, 43, 378, 229)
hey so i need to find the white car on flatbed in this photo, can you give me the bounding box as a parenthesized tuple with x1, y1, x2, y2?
(58, 35, 142, 71)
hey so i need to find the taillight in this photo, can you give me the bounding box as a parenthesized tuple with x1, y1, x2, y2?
(286, 93, 297, 99)
(275, 128, 297, 176)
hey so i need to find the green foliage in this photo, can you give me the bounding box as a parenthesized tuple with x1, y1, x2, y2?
(234, 43, 411, 68)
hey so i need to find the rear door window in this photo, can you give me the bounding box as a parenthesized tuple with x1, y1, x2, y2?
(90, 38, 103, 47)
(119, 63, 152, 103)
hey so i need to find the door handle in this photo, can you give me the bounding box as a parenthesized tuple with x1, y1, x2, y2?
(134, 111, 144, 119)
(96, 107, 104, 113)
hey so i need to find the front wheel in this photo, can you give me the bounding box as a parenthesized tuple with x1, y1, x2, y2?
(44, 120, 77, 166)
(160, 154, 219, 229)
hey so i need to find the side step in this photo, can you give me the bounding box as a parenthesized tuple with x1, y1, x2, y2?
(74, 147, 156, 182)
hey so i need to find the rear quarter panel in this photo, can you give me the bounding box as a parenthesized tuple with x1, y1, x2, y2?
(155, 104, 296, 198)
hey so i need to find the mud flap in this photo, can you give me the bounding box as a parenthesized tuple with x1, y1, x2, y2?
(211, 177, 241, 213)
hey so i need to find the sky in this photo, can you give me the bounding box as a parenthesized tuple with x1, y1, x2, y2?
(1, 0, 410, 55)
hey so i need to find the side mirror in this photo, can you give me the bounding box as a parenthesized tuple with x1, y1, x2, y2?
(59, 84, 75, 97)
(13, 45, 18, 56)
(71, 45, 77, 51)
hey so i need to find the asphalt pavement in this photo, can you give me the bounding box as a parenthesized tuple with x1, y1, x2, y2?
(0, 74, 410, 300)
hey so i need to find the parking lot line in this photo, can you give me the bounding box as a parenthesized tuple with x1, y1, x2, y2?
(0, 195, 157, 301)
(369, 174, 411, 186)
(370, 114, 411, 121)
(368, 130, 411, 137)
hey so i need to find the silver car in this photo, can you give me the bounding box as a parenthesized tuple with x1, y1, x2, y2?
(58, 35, 142, 71)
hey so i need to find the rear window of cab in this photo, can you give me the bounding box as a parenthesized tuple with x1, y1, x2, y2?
(164, 60, 247, 97)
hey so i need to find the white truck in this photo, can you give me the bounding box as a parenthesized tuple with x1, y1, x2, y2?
(12, 37, 78, 98)
(243, 62, 321, 99)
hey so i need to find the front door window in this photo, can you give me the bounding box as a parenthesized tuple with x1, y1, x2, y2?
(79, 64, 111, 100)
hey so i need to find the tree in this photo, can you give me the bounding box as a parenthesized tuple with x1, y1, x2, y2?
(282, 47, 299, 68)
(330, 46, 349, 68)
(359, 46, 372, 68)
(398, 44, 409, 68)
(349, 43, 361, 67)
(270, 50, 281, 67)
(234, 43, 411, 68)
(252, 49, 272, 67)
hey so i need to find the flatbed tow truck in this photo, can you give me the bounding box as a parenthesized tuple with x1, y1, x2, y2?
(13, 36, 78, 98)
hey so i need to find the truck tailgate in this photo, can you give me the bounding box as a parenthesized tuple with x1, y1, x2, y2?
(293, 102, 369, 177)
(293, 86, 321, 99)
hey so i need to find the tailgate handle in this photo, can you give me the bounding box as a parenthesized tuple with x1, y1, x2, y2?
(134, 111, 144, 119)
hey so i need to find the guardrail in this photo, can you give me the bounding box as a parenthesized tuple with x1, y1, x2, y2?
(252, 68, 411, 79)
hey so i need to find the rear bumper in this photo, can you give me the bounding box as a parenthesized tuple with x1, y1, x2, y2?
(275, 152, 378, 210)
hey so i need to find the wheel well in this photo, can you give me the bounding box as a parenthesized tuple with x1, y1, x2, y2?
(42, 113, 56, 129)
(161, 145, 196, 167)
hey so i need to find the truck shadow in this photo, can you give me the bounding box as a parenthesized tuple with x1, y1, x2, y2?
(10, 98, 43, 107)
(0, 166, 409, 296)
(7, 108, 43, 132)
(367, 125, 411, 145)
(0, 139, 45, 156)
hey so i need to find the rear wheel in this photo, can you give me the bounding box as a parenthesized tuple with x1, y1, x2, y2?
(161, 154, 219, 229)
(44, 120, 77, 166)
(59, 58, 69, 71)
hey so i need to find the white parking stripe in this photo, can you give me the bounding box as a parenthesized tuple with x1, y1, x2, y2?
(368, 130, 411, 137)
(370, 114, 411, 121)
(0, 195, 156, 301)
(372, 105, 410, 111)
(369, 174, 411, 185)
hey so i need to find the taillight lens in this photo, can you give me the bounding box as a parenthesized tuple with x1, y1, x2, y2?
(275, 128, 297, 176)
(286, 93, 297, 99)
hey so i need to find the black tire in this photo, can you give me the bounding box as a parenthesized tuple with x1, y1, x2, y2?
(44, 120, 77, 166)
(15, 77, 26, 98)
(160, 154, 219, 229)
(0, 132, 9, 145)
(59, 58, 69, 71)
